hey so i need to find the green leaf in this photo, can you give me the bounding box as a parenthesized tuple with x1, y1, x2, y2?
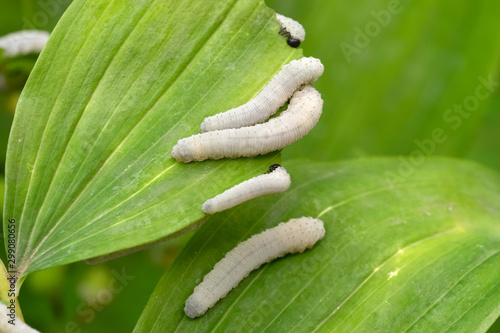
(266, 0, 500, 161)
(3, 0, 300, 277)
(134, 158, 500, 332)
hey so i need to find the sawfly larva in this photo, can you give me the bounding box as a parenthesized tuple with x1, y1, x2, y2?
(200, 57, 323, 132)
(202, 165, 291, 214)
(276, 13, 305, 48)
(172, 85, 323, 163)
(184, 217, 325, 318)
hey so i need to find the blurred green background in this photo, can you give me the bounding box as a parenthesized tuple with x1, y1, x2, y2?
(1, 0, 499, 331)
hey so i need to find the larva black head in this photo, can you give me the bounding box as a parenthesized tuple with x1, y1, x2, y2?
(287, 38, 301, 48)
(268, 164, 281, 173)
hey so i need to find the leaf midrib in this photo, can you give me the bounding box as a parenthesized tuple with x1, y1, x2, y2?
(18, 0, 242, 277)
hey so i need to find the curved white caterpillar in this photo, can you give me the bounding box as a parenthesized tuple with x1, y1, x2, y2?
(0, 30, 50, 57)
(276, 13, 306, 48)
(202, 165, 291, 214)
(185, 217, 325, 318)
(200, 57, 324, 132)
(172, 85, 323, 162)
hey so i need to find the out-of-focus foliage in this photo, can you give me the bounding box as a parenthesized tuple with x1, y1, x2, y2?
(0, 55, 39, 91)
(267, 0, 500, 164)
(0, 70, 16, 173)
(468, 93, 500, 171)
(0, 0, 72, 169)
(0, 0, 71, 35)
(18, 250, 164, 333)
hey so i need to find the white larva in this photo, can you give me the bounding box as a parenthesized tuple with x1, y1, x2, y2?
(202, 165, 291, 214)
(172, 85, 323, 163)
(0, 30, 50, 57)
(275, 13, 306, 42)
(184, 217, 325, 318)
(276, 13, 306, 48)
(200, 57, 324, 132)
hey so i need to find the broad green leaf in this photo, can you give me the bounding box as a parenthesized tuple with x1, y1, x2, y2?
(3, 0, 301, 277)
(266, 0, 500, 161)
(135, 158, 500, 332)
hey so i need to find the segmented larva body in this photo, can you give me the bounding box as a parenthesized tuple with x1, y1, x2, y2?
(202, 166, 291, 214)
(0, 30, 50, 57)
(200, 57, 324, 132)
(276, 13, 306, 48)
(172, 85, 323, 162)
(185, 217, 325, 318)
